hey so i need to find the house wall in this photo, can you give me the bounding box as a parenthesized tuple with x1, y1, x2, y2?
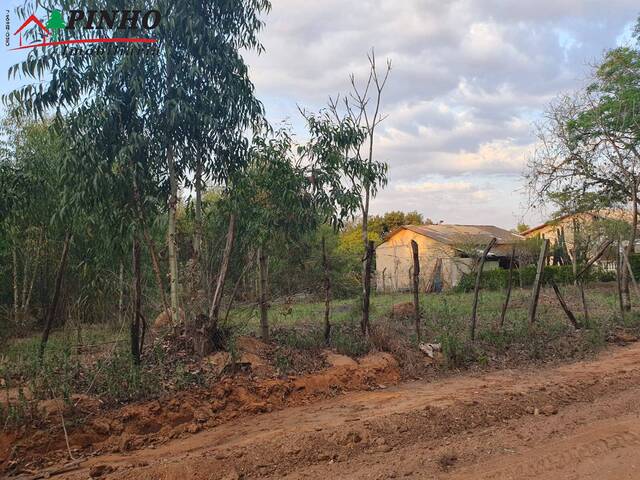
(375, 230, 501, 292)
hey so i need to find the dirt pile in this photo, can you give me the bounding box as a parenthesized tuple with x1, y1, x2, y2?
(1, 346, 400, 476)
(25, 341, 640, 480)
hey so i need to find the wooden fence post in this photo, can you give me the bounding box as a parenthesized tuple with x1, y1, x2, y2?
(470, 237, 497, 341)
(528, 239, 549, 324)
(499, 245, 516, 328)
(411, 240, 421, 342)
(361, 240, 374, 336)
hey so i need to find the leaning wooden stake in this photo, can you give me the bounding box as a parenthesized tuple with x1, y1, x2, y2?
(528, 239, 549, 324)
(499, 245, 516, 328)
(548, 278, 579, 329)
(575, 239, 613, 279)
(410, 240, 421, 342)
(470, 237, 497, 341)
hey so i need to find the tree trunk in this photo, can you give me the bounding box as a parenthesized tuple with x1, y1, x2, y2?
(132, 170, 169, 316)
(194, 159, 203, 260)
(141, 228, 170, 316)
(579, 282, 589, 325)
(12, 245, 19, 322)
(361, 240, 374, 336)
(528, 239, 549, 324)
(118, 261, 125, 325)
(209, 213, 236, 330)
(569, 218, 589, 323)
(223, 251, 257, 325)
(257, 246, 269, 342)
(21, 249, 29, 310)
(410, 240, 421, 342)
(167, 144, 180, 319)
(622, 184, 638, 310)
(322, 235, 332, 345)
(131, 237, 142, 365)
(23, 232, 43, 318)
(39, 232, 71, 360)
(499, 246, 516, 328)
(616, 238, 625, 319)
(470, 238, 496, 341)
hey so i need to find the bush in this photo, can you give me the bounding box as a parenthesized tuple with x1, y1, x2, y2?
(437, 331, 475, 368)
(455, 263, 612, 293)
(629, 253, 640, 280)
(331, 324, 370, 357)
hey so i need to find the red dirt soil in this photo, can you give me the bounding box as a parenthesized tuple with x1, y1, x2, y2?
(8, 341, 640, 479)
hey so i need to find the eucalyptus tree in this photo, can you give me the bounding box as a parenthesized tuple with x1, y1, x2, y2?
(7, 0, 270, 359)
(0, 114, 67, 326)
(153, 0, 269, 319)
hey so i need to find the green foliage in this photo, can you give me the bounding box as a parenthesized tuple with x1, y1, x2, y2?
(331, 324, 371, 357)
(438, 331, 474, 368)
(455, 264, 614, 293)
(628, 253, 640, 280)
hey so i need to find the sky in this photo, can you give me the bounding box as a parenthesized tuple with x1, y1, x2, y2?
(1, 1, 639, 230)
(243, 0, 640, 230)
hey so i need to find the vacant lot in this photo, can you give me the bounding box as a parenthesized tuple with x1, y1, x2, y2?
(2, 282, 639, 478)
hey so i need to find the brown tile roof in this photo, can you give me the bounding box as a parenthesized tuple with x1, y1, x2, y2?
(387, 224, 523, 246)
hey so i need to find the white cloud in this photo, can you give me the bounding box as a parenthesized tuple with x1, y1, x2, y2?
(245, 0, 639, 227)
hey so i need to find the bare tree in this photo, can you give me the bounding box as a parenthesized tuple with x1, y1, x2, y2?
(328, 49, 391, 334)
(526, 87, 640, 310)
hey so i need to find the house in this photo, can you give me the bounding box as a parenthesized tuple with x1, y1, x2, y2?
(521, 209, 634, 263)
(375, 224, 523, 293)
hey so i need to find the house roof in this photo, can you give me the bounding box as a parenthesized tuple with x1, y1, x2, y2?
(383, 224, 523, 247)
(14, 14, 49, 35)
(521, 209, 632, 237)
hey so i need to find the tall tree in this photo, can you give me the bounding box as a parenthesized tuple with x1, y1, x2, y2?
(7, 0, 270, 358)
(527, 35, 640, 309)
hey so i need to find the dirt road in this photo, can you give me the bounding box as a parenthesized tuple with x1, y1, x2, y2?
(54, 341, 640, 479)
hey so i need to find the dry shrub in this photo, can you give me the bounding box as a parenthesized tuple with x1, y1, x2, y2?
(389, 302, 415, 320)
(369, 319, 425, 377)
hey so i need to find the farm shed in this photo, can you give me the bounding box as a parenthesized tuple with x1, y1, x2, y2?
(375, 224, 523, 292)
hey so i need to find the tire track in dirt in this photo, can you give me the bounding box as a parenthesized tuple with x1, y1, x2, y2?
(38, 342, 640, 479)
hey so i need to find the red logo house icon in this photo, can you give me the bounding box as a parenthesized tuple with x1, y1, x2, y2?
(14, 14, 50, 47)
